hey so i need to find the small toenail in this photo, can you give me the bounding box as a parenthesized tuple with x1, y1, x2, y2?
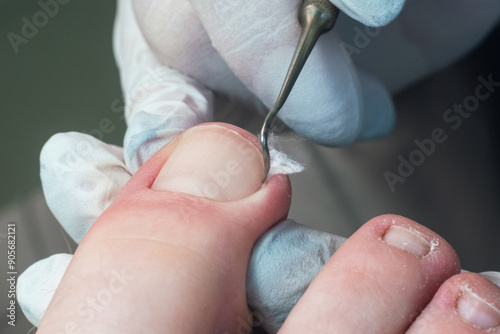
(383, 225, 431, 258)
(457, 287, 500, 329)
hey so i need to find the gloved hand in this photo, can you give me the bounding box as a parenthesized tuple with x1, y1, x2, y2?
(132, 0, 500, 144)
(131, 0, 403, 146)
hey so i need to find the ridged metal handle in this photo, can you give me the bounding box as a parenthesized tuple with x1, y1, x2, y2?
(259, 0, 339, 181)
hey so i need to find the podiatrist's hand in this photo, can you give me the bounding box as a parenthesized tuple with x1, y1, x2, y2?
(23, 123, 500, 333)
(132, 0, 500, 145)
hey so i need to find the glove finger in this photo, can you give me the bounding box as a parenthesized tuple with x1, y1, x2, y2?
(40, 132, 131, 243)
(330, 0, 406, 27)
(123, 66, 214, 173)
(188, 0, 363, 147)
(480, 271, 500, 288)
(114, 0, 214, 173)
(247, 219, 346, 333)
(17, 254, 72, 327)
(113, 0, 163, 102)
(356, 66, 396, 141)
(131, 0, 257, 106)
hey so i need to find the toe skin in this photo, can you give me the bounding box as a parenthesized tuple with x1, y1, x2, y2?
(279, 214, 461, 333)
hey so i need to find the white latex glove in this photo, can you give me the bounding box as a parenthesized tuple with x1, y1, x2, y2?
(132, 0, 403, 146)
(131, 0, 500, 145)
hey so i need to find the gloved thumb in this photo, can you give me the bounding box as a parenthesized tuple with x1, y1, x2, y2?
(17, 254, 72, 327)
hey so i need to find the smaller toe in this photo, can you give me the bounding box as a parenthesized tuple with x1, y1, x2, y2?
(408, 272, 500, 333)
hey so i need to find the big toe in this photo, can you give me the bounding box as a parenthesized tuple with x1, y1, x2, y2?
(36, 123, 292, 334)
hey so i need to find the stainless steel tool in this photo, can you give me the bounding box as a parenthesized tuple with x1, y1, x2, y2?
(259, 0, 339, 180)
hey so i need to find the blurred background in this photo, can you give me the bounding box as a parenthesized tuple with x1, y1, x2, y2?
(1, 1, 122, 332)
(1, 1, 499, 333)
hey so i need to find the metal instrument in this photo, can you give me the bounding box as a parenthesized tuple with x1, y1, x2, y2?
(259, 0, 339, 180)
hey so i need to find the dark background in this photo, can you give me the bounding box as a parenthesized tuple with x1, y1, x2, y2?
(0, 0, 125, 207)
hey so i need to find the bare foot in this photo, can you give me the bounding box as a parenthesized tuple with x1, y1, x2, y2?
(36, 123, 500, 334)
(279, 215, 500, 333)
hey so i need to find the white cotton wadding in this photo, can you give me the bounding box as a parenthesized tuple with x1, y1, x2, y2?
(269, 150, 305, 176)
(267, 133, 306, 176)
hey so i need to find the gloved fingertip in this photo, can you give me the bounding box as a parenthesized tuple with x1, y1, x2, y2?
(331, 0, 406, 27)
(40, 132, 80, 170)
(18, 254, 73, 327)
(40, 132, 126, 178)
(357, 68, 396, 141)
(40, 132, 130, 244)
(124, 112, 188, 174)
(247, 219, 346, 333)
(271, 32, 363, 148)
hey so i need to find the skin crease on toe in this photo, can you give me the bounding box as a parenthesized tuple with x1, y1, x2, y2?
(35, 123, 292, 334)
(278, 214, 461, 334)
